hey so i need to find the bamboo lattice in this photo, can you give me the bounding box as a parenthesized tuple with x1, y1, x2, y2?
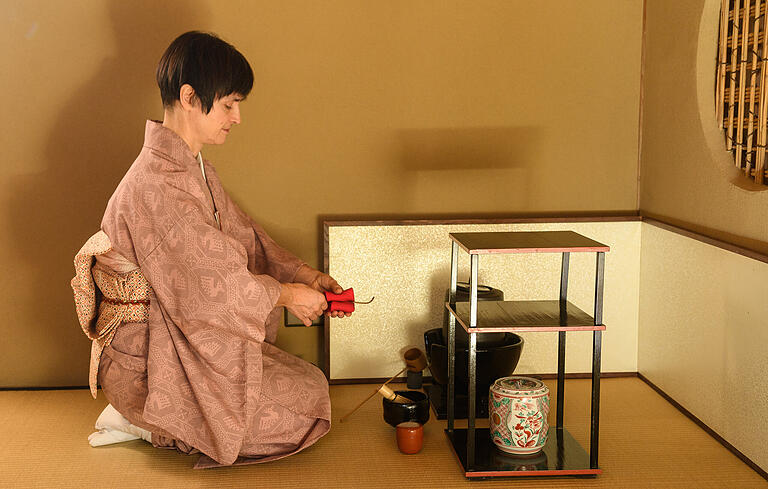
(718, 0, 768, 183)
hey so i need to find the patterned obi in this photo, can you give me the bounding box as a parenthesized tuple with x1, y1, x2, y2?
(71, 231, 150, 398)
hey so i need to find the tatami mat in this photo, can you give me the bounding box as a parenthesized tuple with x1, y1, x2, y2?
(0, 378, 765, 488)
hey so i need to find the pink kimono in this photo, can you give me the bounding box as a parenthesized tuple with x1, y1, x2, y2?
(87, 120, 330, 467)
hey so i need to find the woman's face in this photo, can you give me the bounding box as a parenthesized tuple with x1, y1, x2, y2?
(192, 93, 244, 146)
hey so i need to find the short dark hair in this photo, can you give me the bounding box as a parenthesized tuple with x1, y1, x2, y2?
(156, 31, 253, 114)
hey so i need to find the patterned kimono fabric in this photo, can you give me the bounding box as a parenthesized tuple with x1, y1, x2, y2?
(88, 120, 330, 467)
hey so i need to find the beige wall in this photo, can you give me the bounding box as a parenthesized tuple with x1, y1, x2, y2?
(638, 1, 768, 473)
(0, 0, 642, 387)
(638, 223, 768, 472)
(639, 0, 768, 254)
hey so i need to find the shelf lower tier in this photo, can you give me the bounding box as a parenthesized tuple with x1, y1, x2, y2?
(445, 300, 606, 332)
(426, 383, 488, 420)
(445, 427, 601, 478)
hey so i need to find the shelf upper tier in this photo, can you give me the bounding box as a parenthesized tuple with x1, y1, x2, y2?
(445, 300, 606, 332)
(449, 231, 609, 254)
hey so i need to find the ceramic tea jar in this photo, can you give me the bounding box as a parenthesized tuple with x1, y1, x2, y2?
(489, 376, 550, 455)
(491, 446, 548, 471)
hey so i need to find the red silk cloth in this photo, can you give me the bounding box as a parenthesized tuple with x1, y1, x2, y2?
(325, 288, 355, 313)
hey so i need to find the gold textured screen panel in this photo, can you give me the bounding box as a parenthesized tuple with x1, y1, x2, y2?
(328, 221, 641, 380)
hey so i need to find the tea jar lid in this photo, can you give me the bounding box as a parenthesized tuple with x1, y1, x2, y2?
(491, 376, 548, 397)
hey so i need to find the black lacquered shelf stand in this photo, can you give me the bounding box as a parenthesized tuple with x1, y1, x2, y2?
(444, 231, 608, 478)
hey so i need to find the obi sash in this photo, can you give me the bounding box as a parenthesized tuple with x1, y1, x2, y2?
(71, 231, 150, 398)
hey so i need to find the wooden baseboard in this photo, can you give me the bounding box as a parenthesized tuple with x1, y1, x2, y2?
(637, 373, 767, 481)
(533, 371, 637, 380)
(329, 371, 637, 385)
(330, 376, 430, 385)
(641, 217, 768, 264)
(0, 385, 89, 391)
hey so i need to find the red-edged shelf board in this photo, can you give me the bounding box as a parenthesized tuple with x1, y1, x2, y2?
(445, 300, 606, 333)
(449, 231, 610, 255)
(445, 427, 601, 478)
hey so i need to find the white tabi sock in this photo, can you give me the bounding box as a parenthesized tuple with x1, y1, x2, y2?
(88, 403, 152, 447)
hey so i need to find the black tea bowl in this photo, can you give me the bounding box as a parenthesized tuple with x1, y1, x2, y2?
(424, 328, 524, 395)
(382, 390, 430, 427)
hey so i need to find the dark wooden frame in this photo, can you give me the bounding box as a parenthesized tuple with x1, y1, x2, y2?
(321, 215, 641, 379)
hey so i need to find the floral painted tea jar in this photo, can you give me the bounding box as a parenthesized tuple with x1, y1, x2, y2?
(489, 376, 550, 455)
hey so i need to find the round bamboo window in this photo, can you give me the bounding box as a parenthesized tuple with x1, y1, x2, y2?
(716, 0, 768, 184)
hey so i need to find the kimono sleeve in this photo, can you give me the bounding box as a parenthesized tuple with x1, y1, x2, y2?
(248, 218, 305, 283)
(219, 190, 306, 284)
(140, 208, 281, 343)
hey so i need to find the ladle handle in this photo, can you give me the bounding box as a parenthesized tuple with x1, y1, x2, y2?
(339, 366, 407, 423)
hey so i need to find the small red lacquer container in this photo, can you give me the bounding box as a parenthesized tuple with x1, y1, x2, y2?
(395, 421, 423, 454)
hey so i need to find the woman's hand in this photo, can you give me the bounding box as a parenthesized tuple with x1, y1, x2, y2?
(278, 283, 327, 327)
(310, 273, 353, 318)
(294, 266, 352, 318)
(308, 272, 341, 294)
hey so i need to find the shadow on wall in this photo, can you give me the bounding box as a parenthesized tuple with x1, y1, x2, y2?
(6, 0, 209, 382)
(397, 126, 541, 171)
(395, 126, 540, 211)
